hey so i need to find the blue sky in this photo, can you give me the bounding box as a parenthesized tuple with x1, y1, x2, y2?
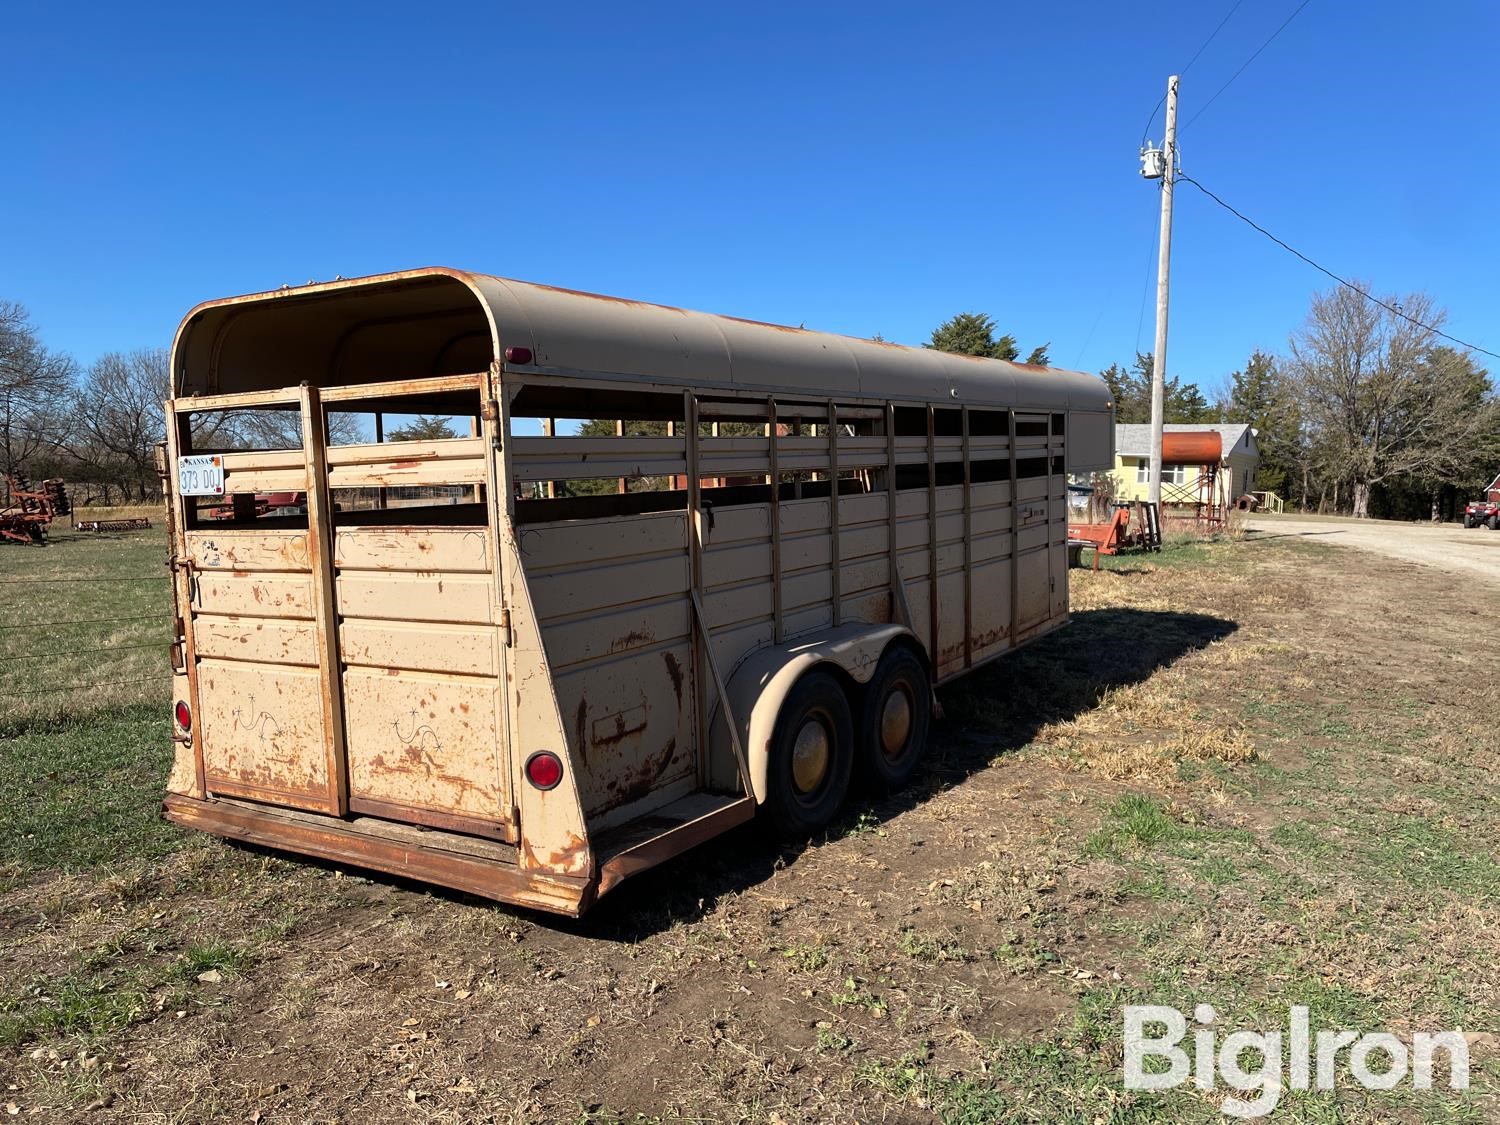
(5, 1, 1497, 398)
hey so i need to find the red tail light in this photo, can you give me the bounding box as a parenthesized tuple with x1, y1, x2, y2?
(504, 345, 533, 366)
(174, 700, 192, 732)
(524, 750, 563, 791)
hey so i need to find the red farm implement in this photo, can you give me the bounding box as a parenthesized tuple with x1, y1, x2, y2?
(1068, 501, 1162, 570)
(1, 474, 70, 545)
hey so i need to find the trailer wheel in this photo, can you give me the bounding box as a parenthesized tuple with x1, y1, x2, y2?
(857, 645, 931, 794)
(763, 669, 854, 840)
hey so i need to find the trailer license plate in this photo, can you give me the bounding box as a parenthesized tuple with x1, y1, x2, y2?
(177, 455, 226, 497)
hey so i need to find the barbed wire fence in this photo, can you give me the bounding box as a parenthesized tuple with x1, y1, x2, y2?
(0, 579, 173, 702)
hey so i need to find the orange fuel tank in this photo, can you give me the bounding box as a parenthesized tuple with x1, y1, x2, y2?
(1161, 431, 1222, 464)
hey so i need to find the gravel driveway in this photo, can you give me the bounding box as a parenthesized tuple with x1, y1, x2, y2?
(1244, 514, 1500, 586)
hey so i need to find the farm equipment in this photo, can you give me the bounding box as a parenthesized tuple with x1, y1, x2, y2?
(1, 473, 70, 544)
(1068, 501, 1162, 569)
(74, 516, 153, 532)
(203, 490, 305, 521)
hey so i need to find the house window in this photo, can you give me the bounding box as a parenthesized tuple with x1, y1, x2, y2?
(1136, 460, 1185, 485)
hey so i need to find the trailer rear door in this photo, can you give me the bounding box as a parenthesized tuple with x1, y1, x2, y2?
(171, 376, 514, 840)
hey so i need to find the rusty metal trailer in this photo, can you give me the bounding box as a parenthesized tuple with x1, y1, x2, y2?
(160, 268, 1115, 916)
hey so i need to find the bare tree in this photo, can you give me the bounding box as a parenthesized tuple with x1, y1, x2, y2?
(1288, 285, 1497, 518)
(72, 348, 170, 500)
(0, 300, 76, 487)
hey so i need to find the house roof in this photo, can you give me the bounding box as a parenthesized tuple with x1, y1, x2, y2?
(1115, 423, 1256, 461)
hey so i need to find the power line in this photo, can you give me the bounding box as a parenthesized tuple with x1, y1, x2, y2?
(1177, 172, 1500, 361)
(1141, 0, 1249, 144)
(1181, 0, 1248, 75)
(1181, 0, 1315, 133)
(1135, 202, 1162, 356)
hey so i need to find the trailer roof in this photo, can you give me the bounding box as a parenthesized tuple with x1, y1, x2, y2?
(172, 267, 1112, 413)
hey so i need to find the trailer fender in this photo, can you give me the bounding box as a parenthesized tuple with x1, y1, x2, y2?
(713, 623, 919, 803)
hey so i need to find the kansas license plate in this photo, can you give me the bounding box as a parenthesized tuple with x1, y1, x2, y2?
(177, 454, 226, 497)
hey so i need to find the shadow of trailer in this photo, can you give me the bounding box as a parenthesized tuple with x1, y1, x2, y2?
(160, 268, 1116, 916)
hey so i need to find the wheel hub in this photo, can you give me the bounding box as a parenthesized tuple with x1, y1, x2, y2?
(791, 717, 831, 795)
(879, 687, 913, 758)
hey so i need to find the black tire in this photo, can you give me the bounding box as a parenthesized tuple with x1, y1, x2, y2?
(763, 670, 854, 841)
(856, 644, 932, 795)
(1489, 516, 1500, 531)
(1465, 517, 1477, 528)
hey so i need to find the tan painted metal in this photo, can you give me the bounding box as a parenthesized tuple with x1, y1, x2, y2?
(161, 269, 1110, 915)
(715, 622, 912, 803)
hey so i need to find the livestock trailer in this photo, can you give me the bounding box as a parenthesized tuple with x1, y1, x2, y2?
(161, 269, 1115, 916)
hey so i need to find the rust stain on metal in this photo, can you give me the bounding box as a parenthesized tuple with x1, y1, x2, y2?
(719, 314, 809, 334)
(611, 628, 655, 652)
(603, 737, 676, 811)
(592, 704, 648, 747)
(527, 281, 677, 312)
(520, 829, 589, 874)
(662, 650, 683, 702)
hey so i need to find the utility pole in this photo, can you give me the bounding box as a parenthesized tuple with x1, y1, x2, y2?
(1145, 74, 1179, 509)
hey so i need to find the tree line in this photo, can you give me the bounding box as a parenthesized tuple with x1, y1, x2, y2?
(927, 286, 1500, 520)
(1, 302, 163, 505)
(0, 302, 462, 507)
(5, 285, 1496, 520)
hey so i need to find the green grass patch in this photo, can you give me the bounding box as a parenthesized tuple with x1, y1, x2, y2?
(0, 524, 171, 734)
(0, 936, 254, 1050)
(0, 703, 181, 871)
(1084, 794, 1189, 859)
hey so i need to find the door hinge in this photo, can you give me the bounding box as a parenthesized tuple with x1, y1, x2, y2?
(499, 607, 513, 647)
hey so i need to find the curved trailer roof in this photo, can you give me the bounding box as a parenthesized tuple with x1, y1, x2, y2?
(172, 267, 1113, 413)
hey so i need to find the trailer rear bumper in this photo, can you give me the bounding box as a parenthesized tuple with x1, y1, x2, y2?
(163, 793, 593, 916)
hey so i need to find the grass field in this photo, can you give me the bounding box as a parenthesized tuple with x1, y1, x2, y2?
(0, 519, 171, 736)
(1, 519, 1497, 1122)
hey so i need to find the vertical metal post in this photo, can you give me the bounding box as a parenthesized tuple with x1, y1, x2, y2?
(961, 405, 973, 670)
(164, 405, 207, 798)
(768, 397, 783, 642)
(543, 417, 556, 499)
(299, 385, 349, 816)
(1148, 73, 1179, 509)
(926, 405, 938, 664)
(684, 392, 706, 783)
(373, 411, 387, 509)
(827, 400, 841, 627)
(1008, 408, 1020, 649)
(615, 418, 626, 494)
(885, 403, 902, 626)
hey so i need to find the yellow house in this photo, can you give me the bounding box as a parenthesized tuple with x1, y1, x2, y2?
(1109, 423, 1260, 505)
